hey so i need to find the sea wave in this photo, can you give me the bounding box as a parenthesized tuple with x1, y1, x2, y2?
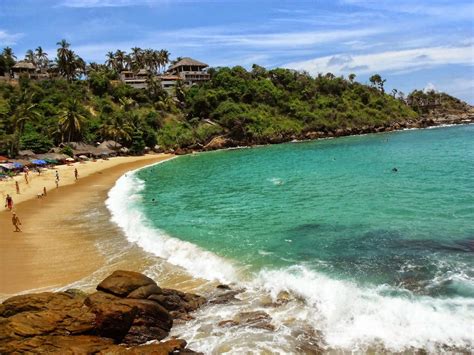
(106, 165, 474, 352)
(106, 168, 239, 284)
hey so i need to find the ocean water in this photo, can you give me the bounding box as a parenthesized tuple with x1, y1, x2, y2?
(108, 125, 474, 353)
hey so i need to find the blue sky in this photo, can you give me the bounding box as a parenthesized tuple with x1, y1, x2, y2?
(1, 0, 473, 102)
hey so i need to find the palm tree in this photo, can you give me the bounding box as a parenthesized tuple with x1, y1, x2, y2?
(58, 99, 87, 142)
(10, 91, 40, 155)
(114, 49, 126, 72)
(55, 40, 85, 81)
(99, 112, 134, 143)
(2, 47, 16, 74)
(25, 49, 36, 65)
(158, 49, 170, 73)
(130, 47, 143, 71)
(56, 39, 70, 61)
(105, 51, 116, 70)
(35, 46, 48, 69)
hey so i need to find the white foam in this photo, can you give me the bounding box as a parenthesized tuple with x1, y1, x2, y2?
(106, 165, 239, 284)
(253, 265, 474, 352)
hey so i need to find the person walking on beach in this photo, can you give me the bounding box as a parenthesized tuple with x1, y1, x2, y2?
(5, 194, 13, 211)
(15, 181, 20, 194)
(12, 212, 22, 232)
(74, 168, 78, 180)
(24, 172, 28, 184)
(55, 170, 59, 181)
(43, 186, 47, 196)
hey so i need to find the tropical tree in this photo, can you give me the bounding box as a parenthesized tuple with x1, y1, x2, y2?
(35, 46, 48, 69)
(57, 99, 87, 142)
(25, 49, 36, 65)
(114, 49, 126, 71)
(130, 47, 143, 71)
(105, 51, 116, 70)
(369, 74, 386, 93)
(55, 39, 85, 80)
(99, 114, 133, 143)
(9, 91, 40, 156)
(2, 47, 17, 74)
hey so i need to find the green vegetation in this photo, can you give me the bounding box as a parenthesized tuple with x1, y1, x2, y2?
(0, 43, 470, 157)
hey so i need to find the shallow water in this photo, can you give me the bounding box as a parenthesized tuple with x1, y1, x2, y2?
(110, 125, 474, 352)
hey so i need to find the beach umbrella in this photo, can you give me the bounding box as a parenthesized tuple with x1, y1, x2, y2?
(0, 155, 8, 163)
(31, 159, 47, 165)
(78, 155, 89, 160)
(65, 157, 75, 162)
(12, 162, 24, 169)
(0, 163, 16, 170)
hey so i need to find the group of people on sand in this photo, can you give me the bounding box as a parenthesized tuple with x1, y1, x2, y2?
(5, 167, 79, 232)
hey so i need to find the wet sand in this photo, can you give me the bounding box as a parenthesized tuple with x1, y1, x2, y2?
(0, 154, 173, 297)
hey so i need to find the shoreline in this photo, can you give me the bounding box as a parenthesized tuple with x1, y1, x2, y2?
(0, 125, 472, 352)
(0, 154, 173, 297)
(170, 116, 474, 154)
(1, 122, 472, 297)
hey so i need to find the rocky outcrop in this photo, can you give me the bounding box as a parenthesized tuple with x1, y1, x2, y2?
(218, 310, 275, 331)
(203, 136, 233, 151)
(0, 270, 204, 354)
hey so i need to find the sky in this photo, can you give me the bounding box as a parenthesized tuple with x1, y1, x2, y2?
(1, 0, 473, 103)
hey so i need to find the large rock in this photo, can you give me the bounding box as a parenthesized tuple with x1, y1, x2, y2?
(0, 270, 205, 354)
(97, 270, 157, 297)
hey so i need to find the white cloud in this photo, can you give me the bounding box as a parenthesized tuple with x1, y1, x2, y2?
(284, 45, 474, 76)
(159, 27, 383, 48)
(0, 30, 23, 46)
(423, 82, 437, 92)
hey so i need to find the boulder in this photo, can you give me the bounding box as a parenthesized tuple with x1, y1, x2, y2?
(204, 136, 230, 150)
(97, 270, 157, 297)
(148, 288, 206, 318)
(209, 290, 242, 305)
(0, 270, 205, 353)
(127, 284, 162, 299)
(0, 335, 114, 354)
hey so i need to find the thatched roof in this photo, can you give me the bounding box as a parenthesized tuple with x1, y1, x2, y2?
(12, 61, 36, 70)
(18, 149, 36, 157)
(168, 57, 208, 70)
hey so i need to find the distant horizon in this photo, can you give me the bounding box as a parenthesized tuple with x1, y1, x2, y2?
(2, 0, 473, 103)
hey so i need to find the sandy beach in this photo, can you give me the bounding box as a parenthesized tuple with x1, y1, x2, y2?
(0, 154, 173, 296)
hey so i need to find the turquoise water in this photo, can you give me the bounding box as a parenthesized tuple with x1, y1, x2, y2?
(136, 125, 474, 299)
(104, 125, 474, 351)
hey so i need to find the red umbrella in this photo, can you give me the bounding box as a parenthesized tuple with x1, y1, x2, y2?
(0, 156, 8, 163)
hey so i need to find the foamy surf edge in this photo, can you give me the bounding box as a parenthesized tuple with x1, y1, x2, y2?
(105, 158, 239, 284)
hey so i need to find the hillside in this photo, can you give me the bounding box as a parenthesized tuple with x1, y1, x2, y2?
(1, 64, 472, 157)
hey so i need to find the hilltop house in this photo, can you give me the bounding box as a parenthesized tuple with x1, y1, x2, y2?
(9, 61, 50, 80)
(119, 69, 148, 89)
(11, 61, 36, 79)
(166, 57, 210, 85)
(119, 57, 210, 93)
